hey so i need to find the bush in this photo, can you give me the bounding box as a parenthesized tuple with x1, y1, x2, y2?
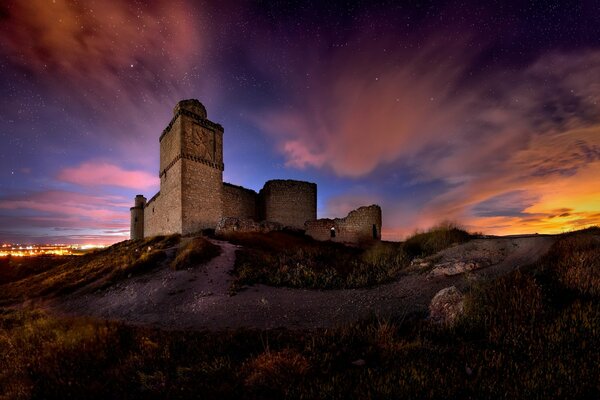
(170, 237, 221, 270)
(229, 231, 410, 290)
(403, 222, 471, 257)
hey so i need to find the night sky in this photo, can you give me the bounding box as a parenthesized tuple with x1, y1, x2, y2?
(1, 0, 600, 244)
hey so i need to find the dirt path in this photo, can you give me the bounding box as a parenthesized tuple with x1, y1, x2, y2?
(55, 236, 556, 330)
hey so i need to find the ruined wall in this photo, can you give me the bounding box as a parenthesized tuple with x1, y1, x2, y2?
(305, 205, 382, 243)
(259, 180, 316, 229)
(222, 183, 258, 220)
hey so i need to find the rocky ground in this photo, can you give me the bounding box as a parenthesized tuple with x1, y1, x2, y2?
(54, 235, 556, 330)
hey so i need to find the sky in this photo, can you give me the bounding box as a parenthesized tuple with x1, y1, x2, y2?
(1, 0, 600, 244)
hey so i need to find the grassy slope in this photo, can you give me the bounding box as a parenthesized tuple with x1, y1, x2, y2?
(227, 224, 471, 290)
(0, 235, 182, 306)
(1, 229, 598, 399)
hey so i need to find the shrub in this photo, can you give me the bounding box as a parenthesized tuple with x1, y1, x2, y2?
(403, 222, 471, 257)
(170, 237, 221, 271)
(244, 349, 310, 396)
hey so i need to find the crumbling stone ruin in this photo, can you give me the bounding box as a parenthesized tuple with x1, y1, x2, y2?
(130, 99, 382, 243)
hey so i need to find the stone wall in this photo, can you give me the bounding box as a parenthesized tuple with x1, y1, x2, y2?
(181, 159, 223, 234)
(144, 161, 183, 237)
(259, 180, 317, 229)
(305, 205, 382, 243)
(129, 195, 146, 240)
(222, 183, 258, 219)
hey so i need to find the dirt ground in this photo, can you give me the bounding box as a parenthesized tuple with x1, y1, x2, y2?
(54, 235, 556, 330)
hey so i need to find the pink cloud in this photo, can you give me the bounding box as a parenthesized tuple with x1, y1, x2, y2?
(0, 190, 132, 244)
(253, 29, 600, 237)
(58, 162, 158, 190)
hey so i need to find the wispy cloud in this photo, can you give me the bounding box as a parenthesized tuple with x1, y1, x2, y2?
(57, 161, 158, 190)
(256, 32, 600, 237)
(0, 190, 131, 244)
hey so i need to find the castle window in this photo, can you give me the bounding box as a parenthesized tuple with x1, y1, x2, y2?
(134, 217, 138, 223)
(373, 224, 377, 239)
(330, 227, 336, 238)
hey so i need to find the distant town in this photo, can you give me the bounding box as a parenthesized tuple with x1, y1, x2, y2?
(0, 243, 106, 257)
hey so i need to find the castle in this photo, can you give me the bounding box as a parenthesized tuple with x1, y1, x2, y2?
(130, 99, 382, 243)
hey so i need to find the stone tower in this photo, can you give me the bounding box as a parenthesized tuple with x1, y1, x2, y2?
(152, 99, 224, 235)
(130, 195, 146, 240)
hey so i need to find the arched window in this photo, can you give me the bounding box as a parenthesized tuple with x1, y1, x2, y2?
(330, 227, 336, 238)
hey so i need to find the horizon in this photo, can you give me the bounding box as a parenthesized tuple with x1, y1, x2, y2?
(1, 1, 600, 244)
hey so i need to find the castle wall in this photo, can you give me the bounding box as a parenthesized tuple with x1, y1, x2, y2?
(259, 180, 316, 229)
(305, 205, 382, 243)
(130, 195, 146, 240)
(181, 159, 223, 234)
(144, 162, 183, 237)
(159, 118, 182, 174)
(222, 183, 258, 219)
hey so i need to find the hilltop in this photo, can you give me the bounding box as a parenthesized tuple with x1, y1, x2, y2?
(1, 227, 598, 399)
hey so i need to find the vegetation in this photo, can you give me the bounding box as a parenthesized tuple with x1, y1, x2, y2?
(170, 237, 222, 270)
(1, 229, 599, 398)
(0, 235, 181, 306)
(0, 256, 75, 285)
(403, 222, 472, 257)
(0, 229, 598, 398)
(226, 224, 470, 290)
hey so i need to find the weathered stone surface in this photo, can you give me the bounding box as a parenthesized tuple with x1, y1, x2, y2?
(215, 217, 283, 235)
(130, 195, 146, 240)
(259, 180, 317, 229)
(305, 205, 382, 243)
(222, 183, 258, 220)
(428, 260, 481, 277)
(429, 286, 465, 325)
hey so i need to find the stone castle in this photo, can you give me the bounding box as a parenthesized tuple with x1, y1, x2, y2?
(130, 99, 382, 243)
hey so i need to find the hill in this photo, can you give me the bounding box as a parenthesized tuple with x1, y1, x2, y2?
(0, 227, 598, 398)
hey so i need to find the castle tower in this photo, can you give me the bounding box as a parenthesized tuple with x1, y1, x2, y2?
(154, 99, 224, 235)
(130, 195, 146, 240)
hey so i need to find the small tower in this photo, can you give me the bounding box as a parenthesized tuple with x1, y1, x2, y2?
(130, 195, 146, 240)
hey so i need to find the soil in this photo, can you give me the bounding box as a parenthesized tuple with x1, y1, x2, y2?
(54, 235, 556, 330)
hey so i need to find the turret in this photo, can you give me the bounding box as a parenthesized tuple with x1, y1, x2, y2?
(130, 195, 146, 240)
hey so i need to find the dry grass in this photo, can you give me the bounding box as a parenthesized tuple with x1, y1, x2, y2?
(0, 256, 74, 285)
(0, 235, 180, 305)
(227, 225, 469, 290)
(0, 228, 597, 398)
(170, 237, 222, 271)
(403, 221, 471, 257)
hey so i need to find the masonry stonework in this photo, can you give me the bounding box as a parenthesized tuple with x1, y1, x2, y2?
(222, 183, 258, 220)
(259, 180, 316, 229)
(305, 205, 382, 243)
(130, 99, 382, 244)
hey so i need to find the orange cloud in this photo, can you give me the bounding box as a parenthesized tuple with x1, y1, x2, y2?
(58, 161, 158, 190)
(257, 37, 600, 237)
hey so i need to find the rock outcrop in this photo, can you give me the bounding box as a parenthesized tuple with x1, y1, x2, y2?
(429, 286, 465, 326)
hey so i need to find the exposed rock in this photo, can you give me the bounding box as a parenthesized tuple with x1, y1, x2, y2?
(429, 286, 465, 326)
(215, 217, 283, 235)
(351, 359, 366, 366)
(428, 260, 482, 277)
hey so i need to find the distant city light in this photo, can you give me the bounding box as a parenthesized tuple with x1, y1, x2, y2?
(0, 243, 107, 257)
